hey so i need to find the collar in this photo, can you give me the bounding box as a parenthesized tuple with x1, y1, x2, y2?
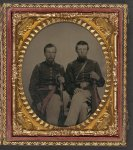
(45, 60, 55, 66)
(77, 57, 87, 63)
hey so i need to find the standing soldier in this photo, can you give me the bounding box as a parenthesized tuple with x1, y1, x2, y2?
(64, 41, 105, 126)
(29, 43, 65, 126)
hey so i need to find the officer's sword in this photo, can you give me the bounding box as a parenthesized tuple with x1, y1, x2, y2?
(59, 82, 65, 126)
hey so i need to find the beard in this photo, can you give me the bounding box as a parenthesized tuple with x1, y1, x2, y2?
(46, 58, 54, 64)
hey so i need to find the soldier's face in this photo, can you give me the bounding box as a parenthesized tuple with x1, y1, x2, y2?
(76, 44, 88, 58)
(44, 47, 56, 62)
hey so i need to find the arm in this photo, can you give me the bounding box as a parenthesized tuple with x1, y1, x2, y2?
(94, 62, 105, 87)
(60, 65, 65, 77)
(29, 64, 41, 105)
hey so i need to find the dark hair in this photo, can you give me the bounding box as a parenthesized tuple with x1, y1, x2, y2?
(75, 41, 89, 51)
(44, 43, 56, 53)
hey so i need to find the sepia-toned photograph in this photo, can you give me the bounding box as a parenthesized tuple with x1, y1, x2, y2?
(22, 22, 106, 127)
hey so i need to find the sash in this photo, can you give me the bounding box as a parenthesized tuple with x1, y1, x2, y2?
(75, 60, 88, 80)
(41, 86, 56, 114)
(93, 80, 101, 106)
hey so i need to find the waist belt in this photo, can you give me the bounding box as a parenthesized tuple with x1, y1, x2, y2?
(38, 85, 56, 90)
(76, 82, 90, 89)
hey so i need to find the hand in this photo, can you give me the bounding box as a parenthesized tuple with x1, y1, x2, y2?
(90, 71, 100, 80)
(74, 88, 83, 94)
(37, 102, 42, 111)
(58, 76, 65, 83)
(80, 82, 89, 89)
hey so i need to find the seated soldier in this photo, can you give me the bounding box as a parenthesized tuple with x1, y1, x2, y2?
(29, 43, 70, 126)
(64, 41, 105, 126)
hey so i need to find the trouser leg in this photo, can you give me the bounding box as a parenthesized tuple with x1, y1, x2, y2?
(78, 103, 91, 123)
(64, 90, 90, 126)
(46, 94, 62, 126)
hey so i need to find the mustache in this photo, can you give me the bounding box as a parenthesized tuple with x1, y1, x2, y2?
(47, 56, 55, 58)
(47, 57, 54, 59)
(47, 57, 55, 61)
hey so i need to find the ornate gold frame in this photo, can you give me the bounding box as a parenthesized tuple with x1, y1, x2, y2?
(0, 3, 127, 146)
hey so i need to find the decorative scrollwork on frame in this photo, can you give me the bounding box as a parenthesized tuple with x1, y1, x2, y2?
(0, 3, 127, 146)
(12, 13, 118, 136)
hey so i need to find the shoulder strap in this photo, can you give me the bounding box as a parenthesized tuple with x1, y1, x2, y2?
(75, 60, 88, 80)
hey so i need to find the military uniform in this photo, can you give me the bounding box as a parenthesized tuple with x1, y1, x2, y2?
(64, 57, 105, 126)
(29, 61, 65, 125)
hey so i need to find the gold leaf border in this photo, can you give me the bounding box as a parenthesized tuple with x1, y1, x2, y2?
(0, 3, 127, 146)
(15, 16, 113, 131)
